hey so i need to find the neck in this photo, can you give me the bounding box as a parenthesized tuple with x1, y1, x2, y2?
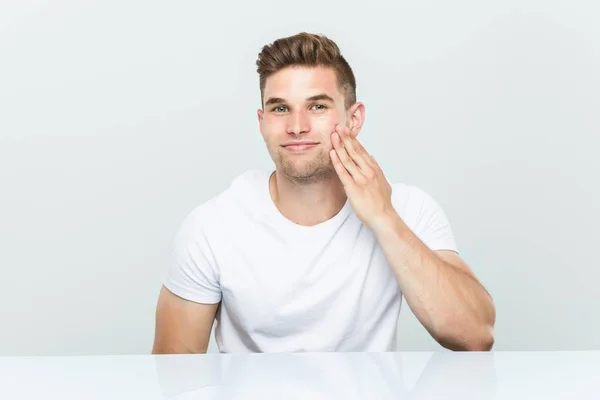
(269, 169, 347, 226)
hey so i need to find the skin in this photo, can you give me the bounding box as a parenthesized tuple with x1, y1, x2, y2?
(152, 65, 496, 354)
(257, 66, 365, 227)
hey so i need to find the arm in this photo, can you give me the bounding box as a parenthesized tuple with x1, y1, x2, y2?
(372, 211, 496, 351)
(154, 202, 222, 354)
(328, 124, 495, 351)
(152, 285, 219, 354)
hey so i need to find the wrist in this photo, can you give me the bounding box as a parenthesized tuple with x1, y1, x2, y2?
(369, 207, 406, 237)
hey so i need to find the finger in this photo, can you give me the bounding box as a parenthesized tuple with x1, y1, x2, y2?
(338, 125, 380, 170)
(335, 125, 374, 173)
(349, 136, 379, 169)
(331, 131, 362, 179)
(330, 149, 354, 187)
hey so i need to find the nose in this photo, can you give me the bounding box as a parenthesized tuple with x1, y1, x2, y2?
(286, 110, 310, 135)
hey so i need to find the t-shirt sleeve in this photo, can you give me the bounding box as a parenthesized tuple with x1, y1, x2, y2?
(163, 207, 222, 304)
(404, 186, 459, 253)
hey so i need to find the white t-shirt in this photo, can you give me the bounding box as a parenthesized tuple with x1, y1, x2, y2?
(163, 169, 458, 353)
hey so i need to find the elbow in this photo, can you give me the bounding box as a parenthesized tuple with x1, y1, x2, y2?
(434, 323, 495, 352)
(463, 329, 495, 351)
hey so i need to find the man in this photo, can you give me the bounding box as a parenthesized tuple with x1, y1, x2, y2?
(152, 32, 496, 354)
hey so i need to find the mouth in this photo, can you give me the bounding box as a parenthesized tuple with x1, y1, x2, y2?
(281, 142, 320, 152)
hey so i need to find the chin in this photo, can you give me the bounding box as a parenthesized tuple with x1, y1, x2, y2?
(279, 163, 334, 183)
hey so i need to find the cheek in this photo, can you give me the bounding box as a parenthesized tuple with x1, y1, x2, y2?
(313, 115, 340, 147)
(261, 119, 282, 143)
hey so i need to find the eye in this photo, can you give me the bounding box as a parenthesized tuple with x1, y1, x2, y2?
(271, 106, 288, 113)
(311, 104, 327, 111)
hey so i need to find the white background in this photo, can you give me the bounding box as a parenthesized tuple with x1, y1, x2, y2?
(0, 0, 598, 356)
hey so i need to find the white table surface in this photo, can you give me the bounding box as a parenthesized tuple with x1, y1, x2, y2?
(1, 351, 598, 399)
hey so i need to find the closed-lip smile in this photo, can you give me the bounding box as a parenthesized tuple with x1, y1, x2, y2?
(281, 141, 320, 152)
(282, 141, 319, 147)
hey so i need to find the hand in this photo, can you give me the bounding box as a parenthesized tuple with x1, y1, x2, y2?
(329, 124, 395, 232)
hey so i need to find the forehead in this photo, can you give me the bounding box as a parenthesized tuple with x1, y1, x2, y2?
(263, 66, 341, 100)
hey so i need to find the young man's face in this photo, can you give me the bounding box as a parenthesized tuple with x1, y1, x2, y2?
(257, 66, 362, 183)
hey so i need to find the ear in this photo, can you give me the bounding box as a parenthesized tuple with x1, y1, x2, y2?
(347, 102, 366, 138)
(257, 108, 264, 131)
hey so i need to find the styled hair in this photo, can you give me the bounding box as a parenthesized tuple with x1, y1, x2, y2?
(256, 32, 357, 110)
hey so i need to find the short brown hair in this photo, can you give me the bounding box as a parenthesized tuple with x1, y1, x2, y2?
(256, 32, 357, 110)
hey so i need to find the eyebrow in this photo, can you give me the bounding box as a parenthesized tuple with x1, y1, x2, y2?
(264, 93, 335, 106)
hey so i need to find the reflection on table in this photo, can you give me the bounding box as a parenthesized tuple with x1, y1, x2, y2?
(155, 351, 497, 399)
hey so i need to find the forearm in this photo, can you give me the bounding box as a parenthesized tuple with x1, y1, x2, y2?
(372, 211, 495, 351)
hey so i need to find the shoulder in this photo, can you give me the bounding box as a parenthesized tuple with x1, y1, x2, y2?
(388, 180, 452, 228)
(177, 169, 266, 234)
(389, 181, 442, 215)
(389, 180, 458, 252)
